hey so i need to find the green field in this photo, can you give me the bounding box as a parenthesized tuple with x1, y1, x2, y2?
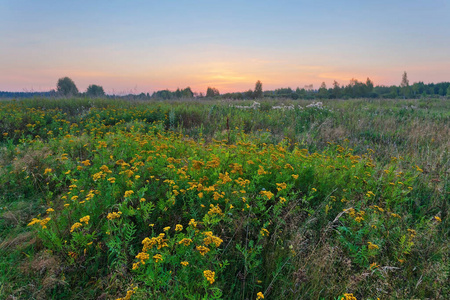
(0, 97, 448, 299)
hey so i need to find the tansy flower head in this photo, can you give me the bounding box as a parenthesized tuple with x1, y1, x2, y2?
(203, 270, 215, 284)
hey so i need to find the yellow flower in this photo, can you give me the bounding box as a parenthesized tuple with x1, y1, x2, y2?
(181, 261, 189, 266)
(80, 215, 90, 224)
(188, 219, 197, 227)
(343, 293, 357, 300)
(124, 190, 134, 198)
(44, 168, 52, 175)
(175, 224, 183, 231)
(292, 174, 299, 179)
(178, 238, 193, 246)
(311, 188, 317, 192)
(367, 242, 379, 250)
(108, 177, 116, 183)
(70, 222, 83, 232)
(136, 252, 150, 264)
(81, 160, 91, 166)
(107, 211, 122, 220)
(163, 226, 171, 232)
(46, 208, 55, 213)
(203, 270, 215, 284)
(140, 198, 146, 202)
(256, 292, 265, 299)
(434, 216, 442, 222)
(260, 228, 269, 237)
(153, 254, 163, 263)
(196, 245, 210, 256)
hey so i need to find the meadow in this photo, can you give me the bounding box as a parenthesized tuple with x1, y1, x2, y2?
(0, 97, 448, 299)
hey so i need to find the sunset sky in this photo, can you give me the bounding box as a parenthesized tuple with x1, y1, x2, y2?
(1, 0, 449, 94)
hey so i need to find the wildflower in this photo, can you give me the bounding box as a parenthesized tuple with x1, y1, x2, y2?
(208, 204, 223, 216)
(153, 254, 163, 263)
(311, 188, 317, 192)
(81, 160, 91, 166)
(80, 215, 90, 224)
(260, 190, 274, 200)
(279, 197, 286, 204)
(203, 270, 215, 284)
(370, 262, 379, 269)
(188, 219, 197, 227)
(342, 293, 357, 300)
(124, 190, 134, 198)
(180, 261, 189, 266)
(256, 292, 265, 299)
(178, 238, 193, 246)
(203, 231, 223, 247)
(70, 222, 83, 232)
(44, 168, 52, 175)
(196, 245, 210, 256)
(132, 262, 140, 270)
(260, 228, 269, 237)
(107, 211, 122, 220)
(276, 182, 287, 191)
(108, 177, 116, 183)
(367, 242, 379, 250)
(163, 226, 171, 231)
(46, 208, 55, 213)
(434, 216, 442, 222)
(292, 174, 299, 179)
(136, 252, 150, 264)
(175, 224, 183, 231)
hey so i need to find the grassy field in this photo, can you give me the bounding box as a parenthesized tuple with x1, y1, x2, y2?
(0, 97, 448, 299)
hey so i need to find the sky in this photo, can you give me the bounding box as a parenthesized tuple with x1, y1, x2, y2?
(1, 0, 449, 94)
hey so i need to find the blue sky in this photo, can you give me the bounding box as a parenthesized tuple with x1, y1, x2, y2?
(1, 0, 449, 94)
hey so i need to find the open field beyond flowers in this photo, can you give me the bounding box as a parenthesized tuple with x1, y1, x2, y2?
(0, 98, 448, 299)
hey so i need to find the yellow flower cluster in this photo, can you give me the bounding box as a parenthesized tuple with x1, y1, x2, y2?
(115, 286, 137, 300)
(203, 270, 215, 284)
(342, 293, 357, 300)
(142, 233, 168, 251)
(70, 222, 83, 233)
(28, 217, 51, 229)
(196, 245, 210, 256)
(124, 190, 134, 198)
(107, 211, 122, 220)
(203, 231, 223, 247)
(208, 204, 223, 216)
(178, 238, 193, 246)
(256, 292, 265, 299)
(80, 215, 90, 224)
(367, 242, 379, 250)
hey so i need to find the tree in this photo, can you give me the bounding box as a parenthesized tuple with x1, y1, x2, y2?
(318, 82, 328, 98)
(400, 71, 411, 98)
(332, 80, 341, 99)
(206, 87, 220, 97)
(86, 84, 105, 97)
(447, 85, 450, 97)
(57, 77, 78, 96)
(254, 80, 263, 98)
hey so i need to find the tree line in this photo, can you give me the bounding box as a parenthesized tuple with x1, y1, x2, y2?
(1, 74, 449, 99)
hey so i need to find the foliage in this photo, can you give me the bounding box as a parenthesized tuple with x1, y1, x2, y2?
(57, 77, 79, 96)
(86, 84, 105, 97)
(0, 98, 448, 299)
(254, 80, 263, 99)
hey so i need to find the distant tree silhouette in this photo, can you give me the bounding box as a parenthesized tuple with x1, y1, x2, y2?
(86, 84, 105, 97)
(254, 80, 263, 98)
(206, 87, 220, 97)
(57, 77, 78, 96)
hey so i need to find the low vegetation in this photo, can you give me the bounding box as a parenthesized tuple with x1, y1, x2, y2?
(0, 97, 448, 299)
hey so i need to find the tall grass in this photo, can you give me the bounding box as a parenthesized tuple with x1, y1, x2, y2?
(0, 97, 448, 299)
